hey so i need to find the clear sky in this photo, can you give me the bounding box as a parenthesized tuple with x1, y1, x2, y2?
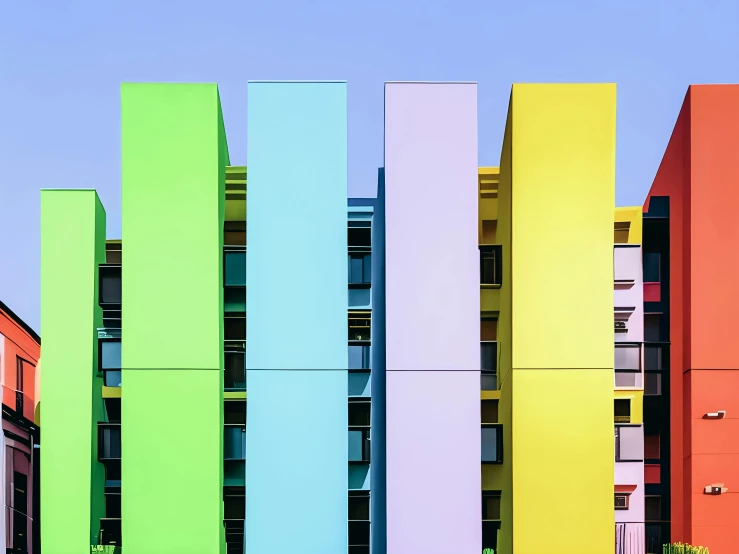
(1, 0, 738, 332)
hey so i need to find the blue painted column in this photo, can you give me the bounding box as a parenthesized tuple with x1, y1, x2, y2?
(246, 81, 348, 554)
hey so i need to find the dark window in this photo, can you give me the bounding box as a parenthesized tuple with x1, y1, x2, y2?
(224, 352, 246, 391)
(100, 518, 121, 547)
(644, 314, 661, 342)
(482, 424, 503, 463)
(645, 434, 660, 459)
(100, 339, 122, 387)
(349, 401, 371, 427)
(482, 491, 501, 520)
(643, 253, 661, 283)
(614, 399, 631, 423)
(349, 313, 371, 341)
(348, 428, 370, 463)
(12, 471, 27, 552)
(615, 494, 629, 510)
(224, 400, 246, 425)
(99, 424, 121, 460)
(481, 400, 498, 424)
(225, 317, 246, 341)
(480, 245, 502, 285)
(105, 491, 121, 518)
(16, 356, 23, 393)
(348, 222, 371, 248)
(224, 221, 246, 246)
(645, 496, 661, 521)
(481, 341, 497, 390)
(224, 493, 246, 520)
(348, 491, 370, 521)
(349, 254, 371, 285)
(224, 251, 246, 287)
(645, 373, 662, 396)
(99, 265, 122, 305)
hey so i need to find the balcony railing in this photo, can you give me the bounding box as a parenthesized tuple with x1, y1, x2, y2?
(98, 423, 121, 461)
(480, 245, 502, 286)
(615, 522, 646, 554)
(481, 341, 498, 390)
(615, 342, 643, 389)
(349, 427, 370, 463)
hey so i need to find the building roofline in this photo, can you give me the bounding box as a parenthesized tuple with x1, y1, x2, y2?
(0, 300, 40, 344)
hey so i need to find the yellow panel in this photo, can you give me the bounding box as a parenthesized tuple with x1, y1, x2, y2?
(512, 369, 614, 554)
(102, 386, 122, 399)
(480, 287, 501, 314)
(510, 83, 616, 370)
(615, 390, 644, 425)
(614, 206, 643, 245)
(480, 390, 501, 401)
(224, 391, 247, 400)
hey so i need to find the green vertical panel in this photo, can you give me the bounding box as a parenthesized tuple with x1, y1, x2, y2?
(40, 190, 106, 554)
(121, 83, 226, 554)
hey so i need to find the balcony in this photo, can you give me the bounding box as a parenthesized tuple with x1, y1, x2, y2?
(615, 522, 645, 554)
(482, 490, 501, 553)
(224, 424, 246, 461)
(99, 264, 122, 327)
(99, 334, 122, 388)
(482, 424, 503, 464)
(224, 248, 246, 312)
(99, 517, 122, 548)
(98, 423, 121, 461)
(6, 505, 29, 553)
(481, 341, 498, 391)
(615, 342, 643, 389)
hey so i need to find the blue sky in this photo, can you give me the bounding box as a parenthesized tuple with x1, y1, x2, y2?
(2, 0, 739, 331)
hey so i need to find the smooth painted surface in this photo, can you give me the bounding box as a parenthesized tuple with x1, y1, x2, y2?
(645, 85, 739, 553)
(384, 82, 479, 373)
(120, 83, 225, 554)
(246, 81, 348, 554)
(384, 82, 480, 554)
(40, 190, 106, 553)
(511, 84, 616, 371)
(505, 84, 616, 554)
(386, 371, 481, 553)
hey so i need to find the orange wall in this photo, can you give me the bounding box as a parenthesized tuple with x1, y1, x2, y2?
(644, 85, 739, 554)
(0, 303, 40, 422)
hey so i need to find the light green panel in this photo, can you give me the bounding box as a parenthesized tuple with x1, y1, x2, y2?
(120, 83, 226, 553)
(40, 190, 106, 553)
(121, 370, 224, 553)
(120, 83, 225, 371)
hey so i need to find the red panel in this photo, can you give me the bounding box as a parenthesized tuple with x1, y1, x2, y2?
(645, 464, 661, 484)
(643, 283, 661, 303)
(688, 86, 739, 370)
(689, 370, 739, 420)
(692, 525, 739, 554)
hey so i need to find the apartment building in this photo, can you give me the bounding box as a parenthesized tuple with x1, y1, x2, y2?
(36, 81, 739, 554)
(0, 301, 40, 554)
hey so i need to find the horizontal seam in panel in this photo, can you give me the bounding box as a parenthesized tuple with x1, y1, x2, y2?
(386, 369, 481, 372)
(121, 367, 221, 371)
(512, 367, 614, 370)
(683, 367, 739, 372)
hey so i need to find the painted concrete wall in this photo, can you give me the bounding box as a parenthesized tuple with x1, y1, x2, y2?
(645, 84, 739, 554)
(384, 82, 480, 554)
(40, 190, 106, 553)
(120, 83, 226, 554)
(246, 81, 348, 554)
(505, 84, 616, 554)
(614, 245, 645, 343)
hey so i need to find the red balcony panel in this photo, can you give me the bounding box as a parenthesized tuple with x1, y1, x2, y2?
(644, 283, 661, 303)
(645, 463, 661, 484)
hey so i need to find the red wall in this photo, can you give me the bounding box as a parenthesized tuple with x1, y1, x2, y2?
(0, 304, 40, 422)
(644, 85, 739, 554)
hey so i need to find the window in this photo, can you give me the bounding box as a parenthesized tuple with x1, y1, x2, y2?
(100, 339, 122, 387)
(481, 341, 497, 391)
(615, 344, 641, 371)
(99, 265, 122, 305)
(644, 314, 661, 342)
(105, 490, 121, 518)
(482, 425, 503, 464)
(348, 429, 370, 463)
(481, 400, 498, 424)
(224, 352, 246, 391)
(98, 423, 121, 460)
(224, 317, 246, 342)
(15, 356, 23, 393)
(349, 400, 371, 427)
(224, 492, 246, 520)
(643, 253, 661, 283)
(645, 496, 661, 521)
(480, 245, 502, 285)
(644, 433, 660, 459)
(614, 399, 631, 423)
(615, 494, 629, 510)
(224, 400, 246, 425)
(348, 221, 371, 248)
(482, 491, 501, 520)
(349, 253, 371, 285)
(615, 425, 643, 462)
(349, 490, 370, 521)
(224, 251, 246, 287)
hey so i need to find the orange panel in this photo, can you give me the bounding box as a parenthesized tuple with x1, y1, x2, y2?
(689, 370, 739, 419)
(691, 492, 739, 528)
(688, 86, 739, 370)
(691, 526, 739, 554)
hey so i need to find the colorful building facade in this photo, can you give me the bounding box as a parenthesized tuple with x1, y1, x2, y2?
(0, 300, 40, 554)
(34, 81, 739, 554)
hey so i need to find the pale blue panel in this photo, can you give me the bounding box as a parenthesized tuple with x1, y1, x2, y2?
(246, 81, 348, 554)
